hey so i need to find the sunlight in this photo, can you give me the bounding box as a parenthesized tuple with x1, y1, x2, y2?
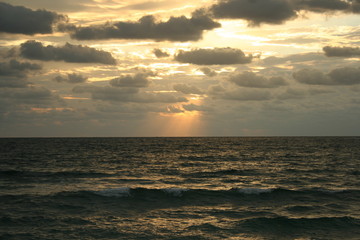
(158, 110, 204, 137)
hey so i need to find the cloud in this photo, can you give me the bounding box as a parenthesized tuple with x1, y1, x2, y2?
(0, 2, 65, 35)
(153, 48, 170, 58)
(53, 73, 88, 84)
(73, 85, 188, 103)
(0, 59, 42, 78)
(0, 87, 60, 106)
(173, 84, 204, 94)
(199, 67, 217, 77)
(65, 11, 221, 42)
(208, 84, 272, 101)
(323, 46, 360, 57)
(166, 105, 184, 113)
(174, 47, 252, 65)
(208, 0, 359, 26)
(295, 0, 350, 12)
(20, 40, 116, 65)
(209, 0, 297, 25)
(183, 103, 212, 112)
(262, 52, 326, 65)
(229, 71, 288, 88)
(109, 73, 152, 88)
(293, 66, 360, 85)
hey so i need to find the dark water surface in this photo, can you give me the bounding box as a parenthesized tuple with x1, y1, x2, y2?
(1, 137, 359, 239)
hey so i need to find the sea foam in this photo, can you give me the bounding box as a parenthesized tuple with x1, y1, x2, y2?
(94, 187, 131, 197)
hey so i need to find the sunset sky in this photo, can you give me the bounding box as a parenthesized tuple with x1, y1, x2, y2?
(1, 0, 360, 137)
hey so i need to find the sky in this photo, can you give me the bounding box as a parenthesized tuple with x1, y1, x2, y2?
(0, 0, 360, 137)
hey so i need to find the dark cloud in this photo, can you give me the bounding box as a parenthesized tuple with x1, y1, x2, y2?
(53, 73, 88, 84)
(65, 11, 221, 42)
(73, 85, 188, 103)
(174, 47, 252, 65)
(0, 2, 65, 35)
(20, 40, 116, 65)
(153, 48, 170, 58)
(0, 59, 42, 78)
(0, 77, 28, 88)
(293, 66, 360, 85)
(199, 67, 217, 77)
(210, 0, 297, 25)
(209, 0, 358, 26)
(295, 0, 350, 12)
(0, 87, 60, 106)
(173, 84, 204, 94)
(229, 71, 287, 88)
(109, 73, 152, 88)
(323, 46, 360, 57)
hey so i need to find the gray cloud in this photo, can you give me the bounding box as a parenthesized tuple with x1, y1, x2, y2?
(0, 2, 65, 35)
(323, 46, 360, 57)
(166, 105, 184, 113)
(66, 11, 221, 42)
(223, 89, 272, 101)
(0, 87, 60, 107)
(183, 103, 212, 112)
(229, 71, 288, 88)
(0, 59, 42, 78)
(209, 0, 359, 26)
(208, 84, 272, 101)
(263, 52, 326, 65)
(20, 40, 116, 65)
(199, 67, 217, 77)
(0, 77, 28, 88)
(295, 0, 350, 12)
(174, 47, 252, 65)
(109, 73, 152, 88)
(210, 0, 297, 25)
(173, 84, 204, 94)
(153, 48, 170, 58)
(53, 73, 88, 84)
(293, 66, 360, 85)
(73, 85, 188, 103)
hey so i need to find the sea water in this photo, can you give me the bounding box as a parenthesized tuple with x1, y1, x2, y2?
(0, 137, 359, 239)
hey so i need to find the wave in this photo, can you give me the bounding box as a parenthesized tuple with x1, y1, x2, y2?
(0, 170, 114, 179)
(61, 187, 360, 199)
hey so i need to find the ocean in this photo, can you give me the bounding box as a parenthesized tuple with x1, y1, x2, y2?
(0, 137, 359, 240)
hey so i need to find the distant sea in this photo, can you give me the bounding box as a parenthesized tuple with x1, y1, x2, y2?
(1, 137, 359, 240)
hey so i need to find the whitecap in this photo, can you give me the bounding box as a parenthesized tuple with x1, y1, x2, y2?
(94, 187, 131, 197)
(162, 187, 189, 197)
(235, 188, 274, 195)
